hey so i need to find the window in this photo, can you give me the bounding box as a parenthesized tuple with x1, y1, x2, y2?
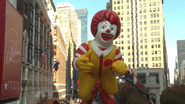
(155, 51, 157, 54)
(137, 73, 146, 83)
(154, 20, 156, 24)
(140, 45, 143, 49)
(159, 63, 161, 67)
(143, 15, 146, 19)
(154, 14, 156, 18)
(158, 38, 160, 42)
(128, 46, 130, 49)
(139, 15, 142, 19)
(144, 27, 147, 30)
(140, 10, 142, 13)
(140, 27, 142, 31)
(145, 45, 147, 48)
(151, 20, 153, 24)
(140, 40, 143, 43)
(128, 52, 130, 56)
(127, 28, 130, 32)
(159, 57, 161, 60)
(143, 3, 146, 7)
(117, 1, 120, 4)
(158, 50, 161, 54)
(144, 21, 146, 25)
(153, 2, 156, 6)
(157, 14, 159, 17)
(28, 47, 32, 64)
(30, 10, 33, 24)
(145, 64, 148, 67)
(128, 58, 131, 62)
(24, 0, 28, 15)
(155, 57, 158, 61)
(145, 51, 147, 55)
(145, 57, 148, 61)
(149, 72, 159, 84)
(29, 29, 33, 44)
(151, 32, 153, 36)
(141, 51, 143, 55)
(152, 57, 154, 61)
(152, 51, 154, 55)
(143, 9, 146, 13)
(126, 74, 134, 83)
(152, 63, 155, 67)
(153, 8, 156, 12)
(141, 58, 143, 61)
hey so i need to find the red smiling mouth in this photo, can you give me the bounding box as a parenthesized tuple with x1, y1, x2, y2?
(101, 33, 113, 41)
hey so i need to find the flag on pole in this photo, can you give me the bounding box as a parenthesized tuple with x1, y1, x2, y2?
(41, 47, 47, 64)
(54, 61, 60, 72)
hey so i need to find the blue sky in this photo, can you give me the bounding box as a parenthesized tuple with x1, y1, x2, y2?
(53, 0, 185, 84)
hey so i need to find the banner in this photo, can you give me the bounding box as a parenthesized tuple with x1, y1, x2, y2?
(0, 0, 23, 100)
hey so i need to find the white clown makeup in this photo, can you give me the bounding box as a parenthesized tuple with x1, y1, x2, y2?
(95, 21, 117, 48)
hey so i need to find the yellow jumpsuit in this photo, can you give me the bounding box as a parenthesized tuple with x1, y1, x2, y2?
(78, 41, 118, 101)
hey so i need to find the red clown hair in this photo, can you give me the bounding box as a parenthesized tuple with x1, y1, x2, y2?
(91, 10, 121, 39)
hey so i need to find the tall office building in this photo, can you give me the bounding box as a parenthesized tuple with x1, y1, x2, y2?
(177, 40, 185, 83)
(106, 0, 166, 70)
(174, 56, 180, 85)
(56, 2, 80, 47)
(47, 0, 68, 101)
(56, 2, 80, 101)
(75, 8, 88, 44)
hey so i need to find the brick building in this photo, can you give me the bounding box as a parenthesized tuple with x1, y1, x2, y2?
(16, 0, 54, 103)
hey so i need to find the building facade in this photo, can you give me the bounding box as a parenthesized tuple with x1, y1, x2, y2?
(56, 2, 80, 47)
(106, 0, 169, 86)
(75, 8, 88, 44)
(56, 3, 80, 101)
(106, 0, 166, 69)
(174, 56, 180, 85)
(126, 68, 166, 95)
(16, 0, 54, 103)
(180, 60, 185, 85)
(52, 22, 67, 101)
(47, 0, 68, 102)
(177, 40, 185, 83)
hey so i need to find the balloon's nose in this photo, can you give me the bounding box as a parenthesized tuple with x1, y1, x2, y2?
(106, 29, 110, 33)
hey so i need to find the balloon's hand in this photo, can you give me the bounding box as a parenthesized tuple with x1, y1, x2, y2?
(112, 60, 127, 75)
(75, 50, 94, 72)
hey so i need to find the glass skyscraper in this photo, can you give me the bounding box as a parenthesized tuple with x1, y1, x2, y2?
(75, 8, 88, 43)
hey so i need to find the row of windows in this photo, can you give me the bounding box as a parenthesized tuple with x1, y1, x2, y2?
(127, 63, 149, 68)
(115, 38, 161, 45)
(118, 32, 160, 38)
(114, 0, 160, 6)
(127, 62, 162, 69)
(152, 57, 162, 61)
(152, 63, 162, 67)
(120, 49, 161, 56)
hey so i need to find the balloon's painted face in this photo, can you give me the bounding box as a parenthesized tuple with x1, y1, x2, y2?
(95, 21, 117, 46)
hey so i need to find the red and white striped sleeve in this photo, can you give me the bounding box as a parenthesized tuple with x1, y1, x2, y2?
(114, 47, 122, 62)
(72, 42, 89, 71)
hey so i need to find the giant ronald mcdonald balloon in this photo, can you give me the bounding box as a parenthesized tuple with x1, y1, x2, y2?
(72, 10, 127, 103)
